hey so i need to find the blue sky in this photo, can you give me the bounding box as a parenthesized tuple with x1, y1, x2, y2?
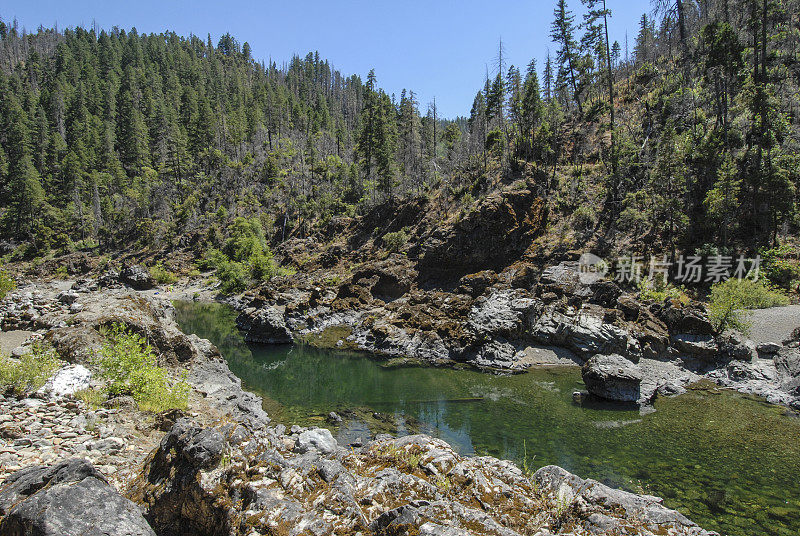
(2, 1, 648, 118)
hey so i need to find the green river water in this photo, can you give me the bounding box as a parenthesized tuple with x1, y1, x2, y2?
(174, 301, 800, 536)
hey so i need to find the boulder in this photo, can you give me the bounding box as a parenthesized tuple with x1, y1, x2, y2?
(295, 428, 338, 455)
(37, 364, 92, 398)
(653, 301, 714, 336)
(717, 331, 757, 361)
(757, 342, 782, 355)
(775, 346, 800, 394)
(0, 458, 155, 536)
(120, 264, 155, 290)
(236, 306, 292, 344)
(582, 354, 643, 403)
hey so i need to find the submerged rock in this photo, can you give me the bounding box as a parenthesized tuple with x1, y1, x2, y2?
(582, 354, 643, 403)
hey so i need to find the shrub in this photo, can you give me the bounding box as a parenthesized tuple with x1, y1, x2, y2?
(571, 205, 596, 234)
(216, 259, 249, 294)
(149, 262, 178, 284)
(382, 230, 409, 253)
(95, 323, 189, 412)
(638, 277, 690, 304)
(708, 278, 790, 334)
(0, 341, 60, 396)
(0, 269, 15, 299)
(761, 244, 800, 291)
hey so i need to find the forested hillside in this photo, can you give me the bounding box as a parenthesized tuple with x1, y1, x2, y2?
(0, 0, 799, 277)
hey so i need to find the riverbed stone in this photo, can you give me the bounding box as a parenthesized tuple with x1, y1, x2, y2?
(582, 354, 643, 403)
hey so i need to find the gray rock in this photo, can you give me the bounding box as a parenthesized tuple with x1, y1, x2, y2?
(0, 458, 155, 536)
(529, 305, 641, 361)
(717, 331, 757, 361)
(757, 342, 782, 355)
(582, 354, 643, 403)
(120, 264, 155, 290)
(775, 346, 800, 394)
(295, 428, 338, 455)
(533, 465, 710, 535)
(56, 291, 79, 305)
(236, 306, 292, 344)
(671, 333, 718, 359)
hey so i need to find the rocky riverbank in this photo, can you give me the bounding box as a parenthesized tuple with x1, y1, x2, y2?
(0, 273, 725, 535)
(234, 255, 800, 409)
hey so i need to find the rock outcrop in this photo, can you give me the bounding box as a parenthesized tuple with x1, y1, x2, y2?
(236, 305, 292, 344)
(0, 458, 155, 536)
(130, 420, 713, 536)
(120, 265, 156, 291)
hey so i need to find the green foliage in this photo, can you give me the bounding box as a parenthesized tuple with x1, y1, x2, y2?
(0, 269, 15, 299)
(149, 263, 178, 285)
(95, 323, 189, 412)
(760, 244, 800, 291)
(0, 341, 60, 396)
(382, 229, 409, 252)
(709, 278, 790, 334)
(637, 277, 690, 304)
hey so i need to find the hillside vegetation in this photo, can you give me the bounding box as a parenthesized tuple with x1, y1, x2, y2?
(0, 0, 799, 293)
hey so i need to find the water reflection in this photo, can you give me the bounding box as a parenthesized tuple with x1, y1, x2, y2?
(174, 301, 800, 536)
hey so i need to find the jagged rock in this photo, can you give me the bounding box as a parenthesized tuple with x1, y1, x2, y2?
(120, 265, 155, 290)
(295, 428, 338, 455)
(582, 354, 643, 403)
(533, 465, 712, 535)
(672, 333, 718, 359)
(589, 279, 623, 307)
(775, 346, 800, 394)
(236, 306, 292, 344)
(56, 291, 79, 305)
(458, 270, 499, 297)
(717, 331, 757, 361)
(528, 304, 641, 361)
(37, 364, 92, 398)
(538, 261, 591, 297)
(0, 458, 155, 536)
(757, 342, 782, 355)
(468, 289, 538, 339)
(418, 188, 547, 278)
(653, 301, 714, 336)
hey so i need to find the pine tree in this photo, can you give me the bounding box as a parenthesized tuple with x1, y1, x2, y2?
(551, 0, 583, 113)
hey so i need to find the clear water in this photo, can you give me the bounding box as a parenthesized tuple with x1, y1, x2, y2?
(174, 301, 800, 536)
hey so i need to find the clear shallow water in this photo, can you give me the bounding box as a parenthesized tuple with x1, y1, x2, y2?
(174, 301, 800, 536)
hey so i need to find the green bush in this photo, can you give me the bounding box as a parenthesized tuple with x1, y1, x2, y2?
(708, 278, 790, 334)
(0, 269, 15, 299)
(95, 323, 189, 412)
(200, 218, 287, 292)
(761, 244, 800, 291)
(215, 259, 249, 294)
(638, 277, 690, 304)
(382, 230, 409, 253)
(149, 262, 178, 284)
(0, 341, 61, 396)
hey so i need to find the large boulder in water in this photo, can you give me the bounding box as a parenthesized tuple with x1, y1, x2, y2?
(0, 458, 156, 536)
(236, 306, 292, 344)
(582, 354, 643, 403)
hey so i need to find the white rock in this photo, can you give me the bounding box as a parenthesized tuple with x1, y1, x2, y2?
(39, 365, 92, 398)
